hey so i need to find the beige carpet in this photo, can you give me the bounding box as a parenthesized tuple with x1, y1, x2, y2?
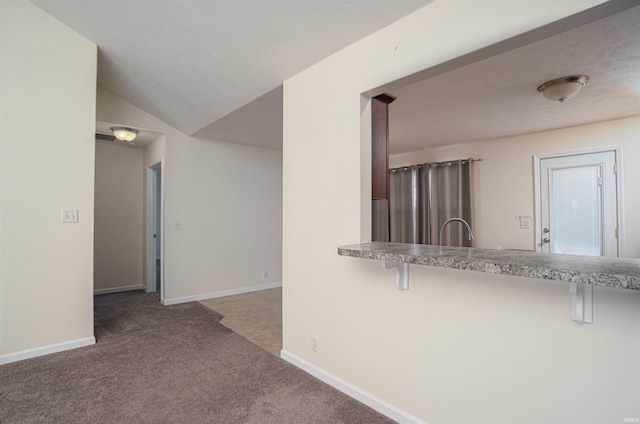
(199, 287, 282, 356)
(0, 291, 395, 424)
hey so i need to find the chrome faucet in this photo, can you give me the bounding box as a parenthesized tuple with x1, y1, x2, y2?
(439, 217, 475, 246)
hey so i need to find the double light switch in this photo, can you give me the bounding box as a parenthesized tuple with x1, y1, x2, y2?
(62, 209, 79, 223)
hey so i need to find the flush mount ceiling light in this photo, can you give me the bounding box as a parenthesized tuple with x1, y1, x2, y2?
(111, 127, 139, 142)
(537, 75, 590, 103)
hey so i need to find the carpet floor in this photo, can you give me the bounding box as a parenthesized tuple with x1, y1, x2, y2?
(0, 291, 395, 424)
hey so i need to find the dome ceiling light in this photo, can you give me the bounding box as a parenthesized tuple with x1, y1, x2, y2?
(537, 75, 590, 103)
(111, 127, 139, 142)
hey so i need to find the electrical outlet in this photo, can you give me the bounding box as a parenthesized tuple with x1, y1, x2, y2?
(263, 270, 268, 278)
(311, 335, 319, 353)
(174, 221, 181, 230)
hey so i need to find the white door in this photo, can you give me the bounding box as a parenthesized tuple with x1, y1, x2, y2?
(537, 150, 619, 257)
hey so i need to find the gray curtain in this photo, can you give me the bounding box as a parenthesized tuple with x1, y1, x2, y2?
(415, 164, 430, 244)
(389, 159, 473, 246)
(389, 166, 414, 243)
(429, 160, 473, 246)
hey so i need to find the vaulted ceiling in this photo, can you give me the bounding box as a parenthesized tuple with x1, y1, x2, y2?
(30, 1, 640, 154)
(31, 0, 430, 149)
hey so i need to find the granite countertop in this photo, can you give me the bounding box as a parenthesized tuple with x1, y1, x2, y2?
(338, 242, 640, 290)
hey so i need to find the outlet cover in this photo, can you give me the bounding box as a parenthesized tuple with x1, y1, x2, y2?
(516, 215, 532, 229)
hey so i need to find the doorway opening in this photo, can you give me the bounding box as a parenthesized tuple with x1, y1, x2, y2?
(146, 163, 163, 295)
(534, 146, 624, 257)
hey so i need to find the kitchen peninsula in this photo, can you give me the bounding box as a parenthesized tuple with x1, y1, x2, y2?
(338, 242, 640, 290)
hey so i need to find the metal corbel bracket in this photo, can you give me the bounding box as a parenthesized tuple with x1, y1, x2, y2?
(570, 282, 593, 323)
(383, 261, 409, 290)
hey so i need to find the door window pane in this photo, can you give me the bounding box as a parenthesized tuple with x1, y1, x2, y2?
(550, 166, 601, 256)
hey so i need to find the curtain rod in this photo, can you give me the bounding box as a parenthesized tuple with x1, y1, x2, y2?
(390, 158, 484, 172)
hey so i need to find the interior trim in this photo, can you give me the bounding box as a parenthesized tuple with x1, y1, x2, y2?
(161, 281, 282, 306)
(93, 284, 145, 295)
(281, 349, 426, 424)
(0, 337, 96, 365)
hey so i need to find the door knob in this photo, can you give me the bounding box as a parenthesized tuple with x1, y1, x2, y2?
(543, 228, 550, 234)
(542, 237, 550, 243)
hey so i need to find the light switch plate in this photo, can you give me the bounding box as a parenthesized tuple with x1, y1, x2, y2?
(62, 209, 79, 223)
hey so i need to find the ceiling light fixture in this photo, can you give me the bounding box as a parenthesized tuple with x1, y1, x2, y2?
(111, 127, 139, 142)
(537, 75, 589, 103)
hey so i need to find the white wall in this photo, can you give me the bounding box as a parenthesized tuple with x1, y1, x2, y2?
(390, 116, 640, 257)
(282, 1, 639, 423)
(97, 86, 283, 304)
(0, 0, 97, 359)
(94, 143, 144, 292)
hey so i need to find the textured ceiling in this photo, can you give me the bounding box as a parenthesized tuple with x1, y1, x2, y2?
(32, 0, 430, 147)
(388, 5, 640, 155)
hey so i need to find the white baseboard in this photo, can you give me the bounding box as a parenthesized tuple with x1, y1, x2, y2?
(280, 350, 426, 424)
(161, 282, 282, 306)
(94, 284, 145, 295)
(0, 336, 96, 365)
